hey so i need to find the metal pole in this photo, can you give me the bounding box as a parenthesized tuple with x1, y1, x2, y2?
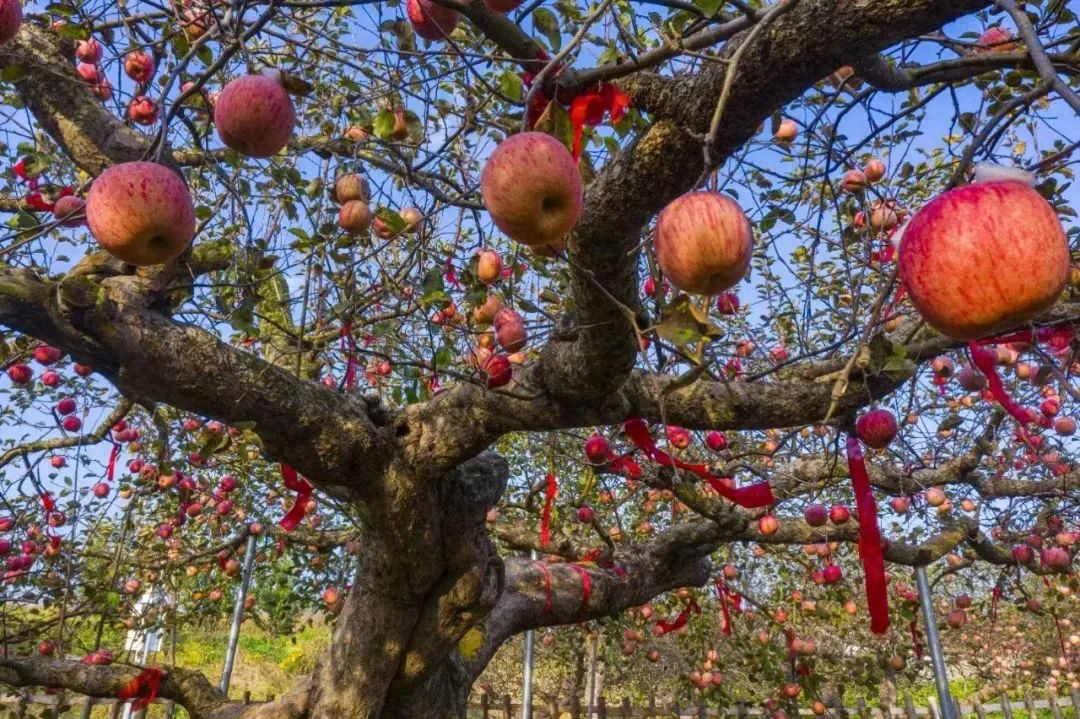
(586, 630, 599, 718)
(914, 565, 956, 719)
(220, 534, 258, 695)
(521, 550, 538, 719)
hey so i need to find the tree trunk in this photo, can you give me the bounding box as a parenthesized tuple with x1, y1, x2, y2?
(305, 454, 509, 719)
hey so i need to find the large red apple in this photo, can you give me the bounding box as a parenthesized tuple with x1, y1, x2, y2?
(407, 0, 459, 41)
(898, 179, 1068, 340)
(480, 132, 583, 249)
(654, 191, 753, 295)
(86, 161, 197, 266)
(0, 0, 22, 45)
(214, 72, 296, 158)
(123, 51, 156, 83)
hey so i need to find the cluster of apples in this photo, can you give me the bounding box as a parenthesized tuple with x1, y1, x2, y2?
(331, 172, 423, 239)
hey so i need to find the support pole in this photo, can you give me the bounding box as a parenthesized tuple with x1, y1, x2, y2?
(521, 550, 538, 719)
(220, 534, 258, 695)
(914, 565, 956, 719)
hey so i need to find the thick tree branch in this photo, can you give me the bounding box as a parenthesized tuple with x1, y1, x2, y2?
(0, 264, 389, 498)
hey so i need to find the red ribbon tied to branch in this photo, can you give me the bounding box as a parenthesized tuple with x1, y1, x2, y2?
(521, 51, 631, 161)
(968, 342, 1050, 430)
(278, 463, 314, 531)
(106, 443, 121, 482)
(540, 473, 558, 547)
(567, 563, 592, 622)
(845, 436, 890, 635)
(623, 418, 774, 508)
(117, 668, 165, 711)
(716, 579, 733, 636)
(340, 322, 358, 391)
(655, 595, 701, 635)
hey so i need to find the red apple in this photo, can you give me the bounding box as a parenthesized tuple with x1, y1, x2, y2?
(214, 72, 296, 158)
(92, 482, 109, 499)
(41, 370, 61, 387)
(829, 505, 850, 525)
(127, 96, 159, 125)
(493, 308, 526, 352)
(123, 51, 155, 83)
(34, 346, 62, 364)
(0, 0, 22, 45)
(955, 594, 972, 609)
(841, 170, 867, 194)
(53, 195, 86, 227)
(890, 496, 910, 514)
(55, 397, 76, 415)
(61, 416, 82, 432)
(1054, 416, 1076, 436)
(7, 364, 32, 384)
(75, 38, 102, 63)
(334, 174, 370, 204)
(86, 161, 197, 266)
(666, 426, 690, 449)
(653, 191, 753, 295)
(338, 201, 372, 235)
(38, 640, 55, 656)
(1041, 547, 1071, 571)
(774, 119, 797, 143)
(758, 515, 779, 536)
(864, 159, 886, 183)
(322, 586, 340, 605)
(705, 430, 727, 451)
(716, 291, 740, 315)
(480, 132, 583, 249)
(482, 352, 512, 388)
(946, 608, 967, 629)
(577, 506, 594, 524)
(406, 0, 459, 41)
(856, 409, 898, 449)
(975, 26, 1017, 53)
(49, 456, 65, 469)
(898, 179, 1068, 339)
(823, 565, 842, 584)
(584, 435, 610, 464)
(803, 504, 827, 527)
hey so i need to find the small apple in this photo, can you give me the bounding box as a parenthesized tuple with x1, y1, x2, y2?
(127, 96, 159, 125)
(338, 201, 372, 235)
(75, 38, 102, 63)
(333, 173, 370, 204)
(774, 119, 797, 143)
(864, 159, 886, 183)
(476, 249, 503, 284)
(841, 170, 867, 194)
(123, 51, 156, 83)
(52, 195, 86, 227)
(406, 0, 459, 41)
(856, 409, 898, 449)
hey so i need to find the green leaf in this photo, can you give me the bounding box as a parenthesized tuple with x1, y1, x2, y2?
(533, 101, 574, 154)
(692, 0, 723, 17)
(0, 65, 24, 82)
(498, 68, 524, 102)
(532, 8, 561, 51)
(654, 295, 724, 348)
(373, 109, 396, 140)
(56, 23, 89, 40)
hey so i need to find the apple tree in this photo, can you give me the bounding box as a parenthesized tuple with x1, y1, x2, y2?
(0, 0, 1079, 717)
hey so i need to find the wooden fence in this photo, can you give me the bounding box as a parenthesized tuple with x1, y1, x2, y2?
(2, 687, 1078, 718)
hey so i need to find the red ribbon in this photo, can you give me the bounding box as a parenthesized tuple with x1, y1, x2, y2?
(567, 83, 631, 160)
(540, 473, 557, 547)
(990, 585, 1003, 625)
(117, 667, 164, 711)
(340, 323, 357, 391)
(968, 343, 1048, 429)
(845, 436, 890, 634)
(106, 443, 121, 482)
(40, 492, 55, 512)
(656, 596, 700, 635)
(278, 464, 314, 531)
(716, 579, 733, 636)
(974, 323, 1075, 350)
(567, 563, 592, 622)
(909, 618, 923, 659)
(535, 561, 553, 616)
(623, 419, 774, 508)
